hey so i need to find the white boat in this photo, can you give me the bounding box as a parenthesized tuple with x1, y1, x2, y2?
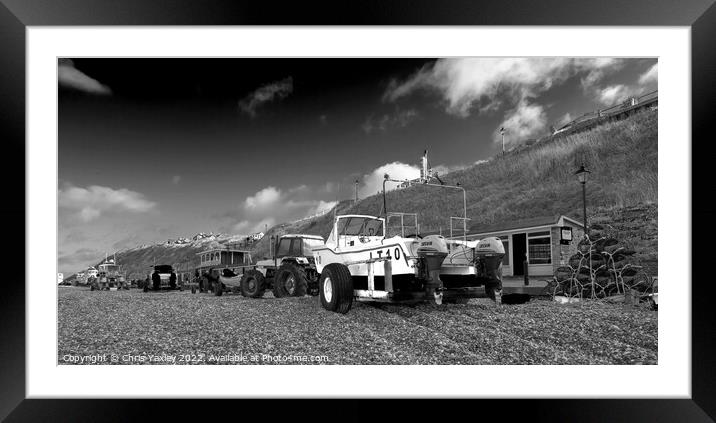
(313, 212, 505, 312)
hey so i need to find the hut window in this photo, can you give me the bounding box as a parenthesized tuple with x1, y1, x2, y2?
(527, 233, 551, 264)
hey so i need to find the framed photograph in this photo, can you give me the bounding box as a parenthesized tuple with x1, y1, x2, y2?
(3, 0, 714, 420)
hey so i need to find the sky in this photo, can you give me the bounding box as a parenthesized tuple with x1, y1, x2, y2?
(58, 57, 657, 274)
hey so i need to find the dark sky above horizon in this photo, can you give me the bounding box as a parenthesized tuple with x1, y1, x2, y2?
(58, 57, 657, 274)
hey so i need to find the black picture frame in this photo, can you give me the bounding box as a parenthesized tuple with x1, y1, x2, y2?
(2, 0, 714, 420)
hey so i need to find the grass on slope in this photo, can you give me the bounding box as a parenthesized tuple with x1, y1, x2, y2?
(266, 109, 657, 242)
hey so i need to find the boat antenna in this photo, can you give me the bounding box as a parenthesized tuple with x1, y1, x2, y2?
(382, 173, 389, 218)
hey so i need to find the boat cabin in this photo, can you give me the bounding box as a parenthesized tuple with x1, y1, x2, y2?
(327, 215, 386, 248)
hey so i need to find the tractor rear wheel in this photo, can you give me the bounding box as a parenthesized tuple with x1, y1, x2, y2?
(274, 263, 308, 297)
(319, 263, 353, 314)
(241, 270, 267, 298)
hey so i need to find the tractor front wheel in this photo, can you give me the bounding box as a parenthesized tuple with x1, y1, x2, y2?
(241, 270, 267, 298)
(274, 263, 308, 297)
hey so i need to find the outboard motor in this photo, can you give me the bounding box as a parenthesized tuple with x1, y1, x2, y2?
(474, 237, 506, 297)
(417, 235, 449, 304)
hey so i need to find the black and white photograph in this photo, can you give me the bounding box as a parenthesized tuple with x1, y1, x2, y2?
(4, 0, 710, 416)
(57, 57, 659, 366)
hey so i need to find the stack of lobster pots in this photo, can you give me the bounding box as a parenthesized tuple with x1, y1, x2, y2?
(554, 233, 645, 298)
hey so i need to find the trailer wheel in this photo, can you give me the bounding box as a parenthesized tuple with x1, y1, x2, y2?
(191, 286, 196, 294)
(274, 263, 308, 297)
(240, 270, 266, 298)
(319, 263, 353, 314)
(90, 284, 95, 291)
(143, 285, 148, 293)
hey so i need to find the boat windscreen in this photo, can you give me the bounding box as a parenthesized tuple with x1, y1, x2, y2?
(339, 217, 383, 236)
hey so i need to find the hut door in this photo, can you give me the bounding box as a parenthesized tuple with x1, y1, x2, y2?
(512, 233, 527, 276)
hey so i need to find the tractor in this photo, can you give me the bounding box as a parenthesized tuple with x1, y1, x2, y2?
(239, 234, 325, 298)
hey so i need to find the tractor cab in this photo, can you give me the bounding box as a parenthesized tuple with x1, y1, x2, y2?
(274, 234, 325, 263)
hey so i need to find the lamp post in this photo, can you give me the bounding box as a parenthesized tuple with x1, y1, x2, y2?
(500, 127, 506, 155)
(574, 163, 591, 237)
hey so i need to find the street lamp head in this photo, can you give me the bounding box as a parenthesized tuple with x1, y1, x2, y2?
(575, 163, 591, 184)
(384, 173, 389, 180)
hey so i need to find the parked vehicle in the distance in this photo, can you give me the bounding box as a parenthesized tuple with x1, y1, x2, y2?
(144, 264, 179, 292)
(90, 259, 128, 291)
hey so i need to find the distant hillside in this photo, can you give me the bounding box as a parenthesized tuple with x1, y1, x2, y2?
(89, 109, 657, 278)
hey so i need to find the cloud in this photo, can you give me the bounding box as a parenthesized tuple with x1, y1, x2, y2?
(58, 247, 104, 272)
(228, 185, 338, 234)
(358, 162, 420, 197)
(576, 58, 625, 90)
(59, 184, 157, 222)
(362, 108, 419, 134)
(238, 77, 293, 118)
(432, 163, 469, 176)
(555, 112, 573, 128)
(320, 181, 339, 194)
(383, 58, 616, 117)
(244, 186, 282, 210)
(172, 175, 181, 185)
(58, 58, 112, 95)
(493, 100, 547, 145)
(383, 58, 626, 145)
(596, 84, 644, 106)
(313, 200, 338, 215)
(638, 63, 658, 85)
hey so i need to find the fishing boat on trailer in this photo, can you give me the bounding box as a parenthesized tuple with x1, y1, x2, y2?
(312, 175, 505, 313)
